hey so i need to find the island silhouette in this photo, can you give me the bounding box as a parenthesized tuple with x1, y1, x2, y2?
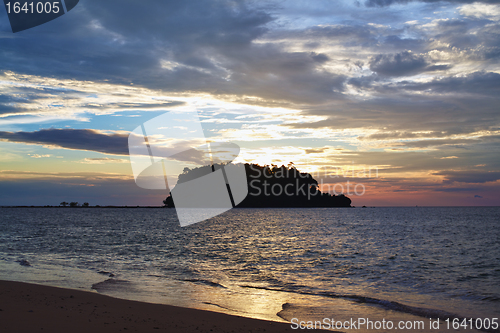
(163, 163, 352, 208)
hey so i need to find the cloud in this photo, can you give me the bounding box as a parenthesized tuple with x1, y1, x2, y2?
(399, 71, 500, 95)
(0, 128, 230, 165)
(434, 187, 479, 192)
(28, 154, 52, 158)
(81, 157, 128, 164)
(305, 148, 326, 154)
(366, 0, 500, 7)
(264, 24, 378, 46)
(0, 0, 351, 106)
(84, 101, 184, 111)
(459, 3, 500, 21)
(435, 170, 500, 183)
(394, 138, 479, 148)
(1, 0, 497, 114)
(359, 131, 450, 140)
(287, 94, 500, 143)
(368, 51, 450, 76)
(379, 35, 428, 53)
(0, 71, 187, 123)
(0, 129, 129, 155)
(0, 0, 273, 97)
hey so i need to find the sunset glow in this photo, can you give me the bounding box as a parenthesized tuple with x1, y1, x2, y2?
(0, 0, 499, 206)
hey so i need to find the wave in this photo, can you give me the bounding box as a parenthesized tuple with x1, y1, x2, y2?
(91, 278, 132, 292)
(97, 270, 115, 277)
(481, 295, 500, 302)
(16, 259, 31, 267)
(202, 301, 247, 314)
(182, 278, 227, 289)
(241, 285, 498, 332)
(276, 302, 294, 321)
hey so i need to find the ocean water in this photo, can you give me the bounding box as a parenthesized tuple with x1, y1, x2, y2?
(0, 207, 499, 332)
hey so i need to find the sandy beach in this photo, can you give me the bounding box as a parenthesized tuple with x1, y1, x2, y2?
(0, 280, 328, 333)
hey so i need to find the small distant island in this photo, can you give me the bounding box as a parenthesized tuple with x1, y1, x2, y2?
(164, 163, 352, 208)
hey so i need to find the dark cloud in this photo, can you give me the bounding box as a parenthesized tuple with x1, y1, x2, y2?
(0, 1, 269, 86)
(84, 101, 185, 110)
(0, 129, 230, 165)
(288, 94, 500, 137)
(0, 88, 41, 115)
(84, 1, 271, 48)
(315, 70, 500, 142)
(305, 148, 326, 154)
(366, 0, 500, 7)
(306, 148, 498, 175)
(0, 84, 84, 115)
(0, 82, 184, 117)
(427, 22, 500, 66)
(430, 19, 486, 51)
(266, 24, 378, 47)
(400, 71, 500, 95)
(394, 138, 479, 148)
(369, 51, 450, 76)
(380, 35, 427, 52)
(434, 187, 480, 192)
(346, 74, 380, 89)
(358, 133, 500, 151)
(0, 129, 129, 155)
(0, 104, 28, 116)
(0, 0, 492, 109)
(365, 0, 406, 6)
(359, 131, 450, 140)
(435, 170, 500, 183)
(0, 1, 350, 105)
(310, 52, 330, 63)
(218, 46, 346, 104)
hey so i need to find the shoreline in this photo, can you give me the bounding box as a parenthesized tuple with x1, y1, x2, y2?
(0, 279, 327, 333)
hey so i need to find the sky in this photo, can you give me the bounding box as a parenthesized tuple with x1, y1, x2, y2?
(0, 0, 499, 207)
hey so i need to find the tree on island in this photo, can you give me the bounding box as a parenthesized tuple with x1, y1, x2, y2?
(163, 196, 174, 208)
(69, 202, 79, 207)
(163, 163, 351, 208)
(60, 201, 68, 207)
(82, 202, 89, 207)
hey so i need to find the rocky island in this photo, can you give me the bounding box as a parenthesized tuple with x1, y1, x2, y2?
(164, 163, 352, 208)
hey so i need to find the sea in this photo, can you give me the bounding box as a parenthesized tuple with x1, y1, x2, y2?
(0, 207, 499, 332)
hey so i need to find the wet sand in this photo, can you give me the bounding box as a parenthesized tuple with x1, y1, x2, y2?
(0, 279, 327, 332)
